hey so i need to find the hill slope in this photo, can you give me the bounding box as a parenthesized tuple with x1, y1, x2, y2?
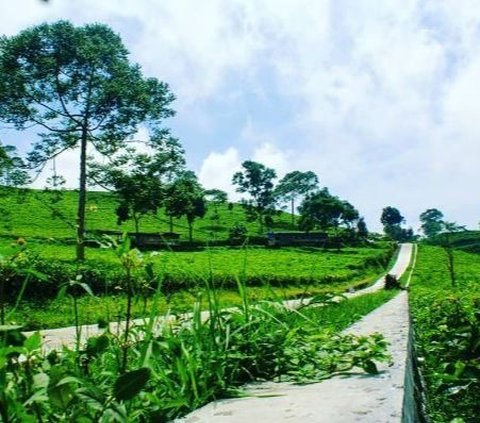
(0, 187, 295, 241)
(429, 230, 480, 254)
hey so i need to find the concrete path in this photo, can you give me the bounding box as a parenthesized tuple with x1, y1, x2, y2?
(175, 244, 414, 423)
(25, 244, 413, 354)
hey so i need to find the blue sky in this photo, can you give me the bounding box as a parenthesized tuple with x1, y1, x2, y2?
(1, 0, 480, 232)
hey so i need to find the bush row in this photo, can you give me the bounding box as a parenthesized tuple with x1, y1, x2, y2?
(1, 244, 395, 301)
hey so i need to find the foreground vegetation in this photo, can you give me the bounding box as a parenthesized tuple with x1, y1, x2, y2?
(1, 240, 394, 330)
(409, 245, 479, 422)
(0, 236, 397, 421)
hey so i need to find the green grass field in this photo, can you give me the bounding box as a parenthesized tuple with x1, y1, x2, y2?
(2, 239, 394, 329)
(0, 187, 295, 241)
(409, 245, 479, 422)
(429, 229, 480, 254)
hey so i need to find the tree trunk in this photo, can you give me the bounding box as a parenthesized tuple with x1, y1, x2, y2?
(133, 214, 140, 246)
(447, 248, 456, 287)
(291, 198, 295, 227)
(76, 128, 88, 262)
(188, 220, 193, 243)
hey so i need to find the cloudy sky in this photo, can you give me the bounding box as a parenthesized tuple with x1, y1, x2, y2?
(1, 0, 479, 232)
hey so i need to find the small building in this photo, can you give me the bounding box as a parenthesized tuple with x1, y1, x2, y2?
(266, 231, 328, 247)
(86, 230, 180, 248)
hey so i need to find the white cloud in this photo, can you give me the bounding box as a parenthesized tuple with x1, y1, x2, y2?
(2, 0, 480, 232)
(252, 143, 289, 179)
(30, 148, 80, 190)
(198, 147, 242, 201)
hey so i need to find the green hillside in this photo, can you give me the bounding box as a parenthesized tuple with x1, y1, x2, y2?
(0, 187, 296, 242)
(429, 230, 480, 254)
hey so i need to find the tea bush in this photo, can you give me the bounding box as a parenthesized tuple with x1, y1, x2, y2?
(409, 245, 480, 422)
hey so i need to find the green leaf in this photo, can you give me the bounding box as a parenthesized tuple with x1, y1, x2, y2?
(113, 367, 150, 401)
(24, 331, 41, 352)
(56, 284, 68, 301)
(85, 334, 110, 356)
(0, 324, 23, 333)
(78, 282, 94, 297)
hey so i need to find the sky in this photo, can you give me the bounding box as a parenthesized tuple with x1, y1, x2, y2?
(1, 0, 479, 233)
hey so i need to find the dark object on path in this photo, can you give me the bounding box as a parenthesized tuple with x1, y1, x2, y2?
(384, 273, 402, 290)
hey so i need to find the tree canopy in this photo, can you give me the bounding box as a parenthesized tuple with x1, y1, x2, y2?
(274, 170, 319, 225)
(380, 206, 414, 241)
(0, 142, 29, 187)
(165, 172, 207, 242)
(0, 20, 175, 260)
(89, 135, 185, 238)
(298, 188, 359, 232)
(419, 208, 444, 238)
(232, 160, 277, 232)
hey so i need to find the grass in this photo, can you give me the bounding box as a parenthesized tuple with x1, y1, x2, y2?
(8, 273, 387, 331)
(1, 282, 397, 421)
(428, 229, 480, 254)
(409, 245, 480, 422)
(0, 238, 394, 304)
(0, 186, 296, 241)
(3, 240, 394, 330)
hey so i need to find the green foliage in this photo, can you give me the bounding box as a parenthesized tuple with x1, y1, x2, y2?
(0, 20, 175, 260)
(228, 223, 248, 244)
(89, 139, 185, 236)
(409, 246, 480, 422)
(419, 208, 444, 238)
(232, 160, 277, 232)
(0, 143, 29, 187)
(298, 188, 359, 232)
(0, 187, 298, 242)
(380, 206, 414, 242)
(274, 170, 319, 225)
(0, 279, 393, 421)
(380, 206, 404, 226)
(428, 230, 480, 255)
(165, 172, 207, 242)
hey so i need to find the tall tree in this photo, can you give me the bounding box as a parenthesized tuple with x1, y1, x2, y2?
(380, 206, 414, 241)
(232, 160, 277, 233)
(165, 172, 207, 243)
(419, 208, 444, 238)
(89, 135, 185, 240)
(298, 188, 359, 232)
(205, 188, 228, 231)
(437, 221, 465, 287)
(0, 21, 175, 260)
(274, 170, 319, 226)
(380, 206, 404, 227)
(0, 142, 29, 187)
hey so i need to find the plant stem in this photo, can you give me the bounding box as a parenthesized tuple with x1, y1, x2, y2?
(121, 267, 133, 373)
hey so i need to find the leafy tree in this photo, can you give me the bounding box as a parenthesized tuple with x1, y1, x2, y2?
(419, 208, 444, 238)
(274, 170, 319, 226)
(298, 188, 359, 233)
(205, 189, 228, 225)
(380, 206, 414, 241)
(165, 172, 207, 242)
(0, 143, 29, 187)
(356, 217, 369, 240)
(89, 136, 184, 240)
(232, 160, 276, 233)
(380, 206, 404, 227)
(436, 221, 466, 287)
(0, 21, 175, 260)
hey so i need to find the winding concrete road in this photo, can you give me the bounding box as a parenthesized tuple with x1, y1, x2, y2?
(175, 243, 414, 423)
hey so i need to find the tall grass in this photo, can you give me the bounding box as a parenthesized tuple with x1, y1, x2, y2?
(0, 239, 395, 421)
